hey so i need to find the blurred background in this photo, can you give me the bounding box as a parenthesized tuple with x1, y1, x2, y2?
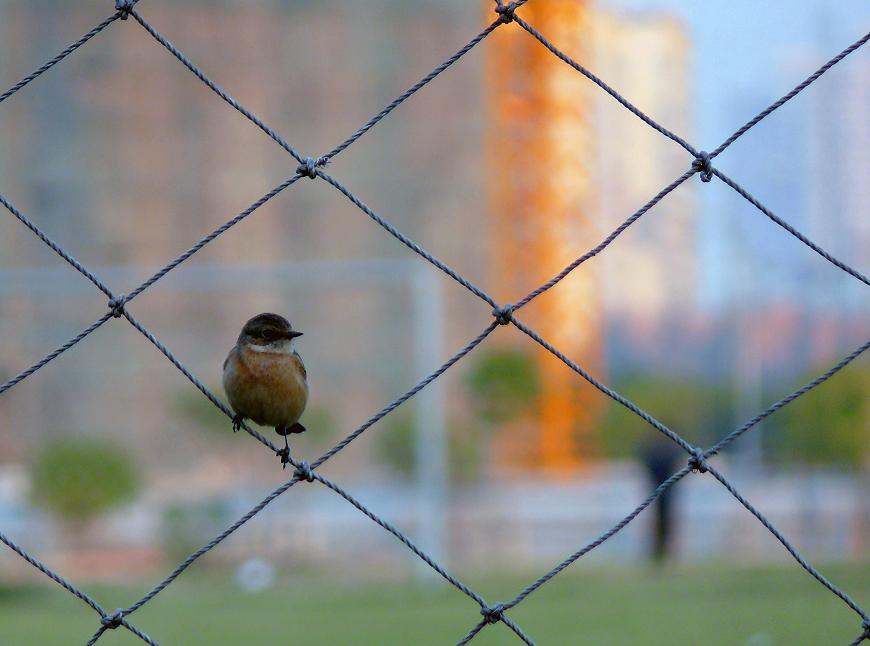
(0, 0, 868, 644)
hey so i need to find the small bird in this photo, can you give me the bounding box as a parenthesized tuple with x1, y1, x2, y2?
(223, 313, 308, 466)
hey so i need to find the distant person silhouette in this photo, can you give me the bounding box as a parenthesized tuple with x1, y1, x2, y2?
(640, 436, 680, 562)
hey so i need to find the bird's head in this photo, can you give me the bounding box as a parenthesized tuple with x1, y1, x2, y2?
(237, 313, 303, 351)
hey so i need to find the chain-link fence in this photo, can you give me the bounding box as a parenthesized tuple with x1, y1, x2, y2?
(1, 1, 868, 644)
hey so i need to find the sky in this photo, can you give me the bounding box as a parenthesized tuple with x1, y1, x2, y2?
(606, 0, 870, 310)
(607, 0, 869, 145)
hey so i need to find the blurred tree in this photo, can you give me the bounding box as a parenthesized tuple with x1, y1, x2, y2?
(766, 366, 869, 469)
(375, 410, 483, 481)
(599, 375, 734, 459)
(174, 387, 228, 436)
(30, 437, 140, 525)
(162, 499, 231, 564)
(465, 349, 541, 424)
(376, 412, 415, 478)
(448, 422, 485, 482)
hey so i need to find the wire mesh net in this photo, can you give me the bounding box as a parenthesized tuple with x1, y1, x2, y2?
(0, 1, 868, 644)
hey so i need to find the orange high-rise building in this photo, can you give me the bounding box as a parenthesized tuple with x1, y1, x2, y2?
(485, 3, 694, 473)
(486, 0, 603, 473)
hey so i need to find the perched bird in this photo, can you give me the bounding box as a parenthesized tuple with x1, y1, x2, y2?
(223, 313, 308, 465)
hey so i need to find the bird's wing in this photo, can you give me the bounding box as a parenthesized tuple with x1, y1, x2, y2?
(222, 347, 236, 372)
(293, 351, 307, 380)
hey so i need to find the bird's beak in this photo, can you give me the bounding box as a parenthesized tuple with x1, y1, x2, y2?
(288, 330, 303, 339)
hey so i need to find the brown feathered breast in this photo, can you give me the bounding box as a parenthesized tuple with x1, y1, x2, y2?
(222, 345, 308, 429)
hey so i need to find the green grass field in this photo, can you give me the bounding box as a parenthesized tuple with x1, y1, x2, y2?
(2, 562, 868, 645)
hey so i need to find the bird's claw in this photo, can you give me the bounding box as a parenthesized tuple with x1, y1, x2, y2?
(276, 434, 291, 469)
(231, 415, 243, 432)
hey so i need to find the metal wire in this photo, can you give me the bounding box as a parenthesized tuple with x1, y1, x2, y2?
(0, 1, 867, 644)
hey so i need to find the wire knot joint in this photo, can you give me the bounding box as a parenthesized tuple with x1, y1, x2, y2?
(862, 619, 870, 637)
(108, 294, 127, 318)
(492, 304, 514, 325)
(297, 157, 319, 179)
(101, 609, 124, 629)
(688, 447, 708, 474)
(115, 0, 134, 19)
(481, 603, 505, 624)
(294, 461, 315, 482)
(494, 2, 518, 24)
(692, 151, 713, 182)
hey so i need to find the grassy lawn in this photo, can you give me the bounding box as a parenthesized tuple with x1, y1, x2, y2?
(1, 561, 868, 645)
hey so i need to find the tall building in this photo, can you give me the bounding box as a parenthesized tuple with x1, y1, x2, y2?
(804, 45, 869, 312)
(592, 11, 696, 323)
(486, 0, 602, 473)
(486, 5, 695, 472)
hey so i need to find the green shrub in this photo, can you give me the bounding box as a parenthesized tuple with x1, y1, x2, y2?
(376, 412, 416, 478)
(30, 437, 140, 523)
(162, 499, 231, 563)
(174, 388, 230, 436)
(465, 348, 540, 424)
(599, 376, 733, 459)
(767, 366, 868, 469)
(375, 411, 483, 481)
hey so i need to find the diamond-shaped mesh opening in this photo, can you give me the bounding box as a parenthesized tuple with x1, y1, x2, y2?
(0, 1, 868, 644)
